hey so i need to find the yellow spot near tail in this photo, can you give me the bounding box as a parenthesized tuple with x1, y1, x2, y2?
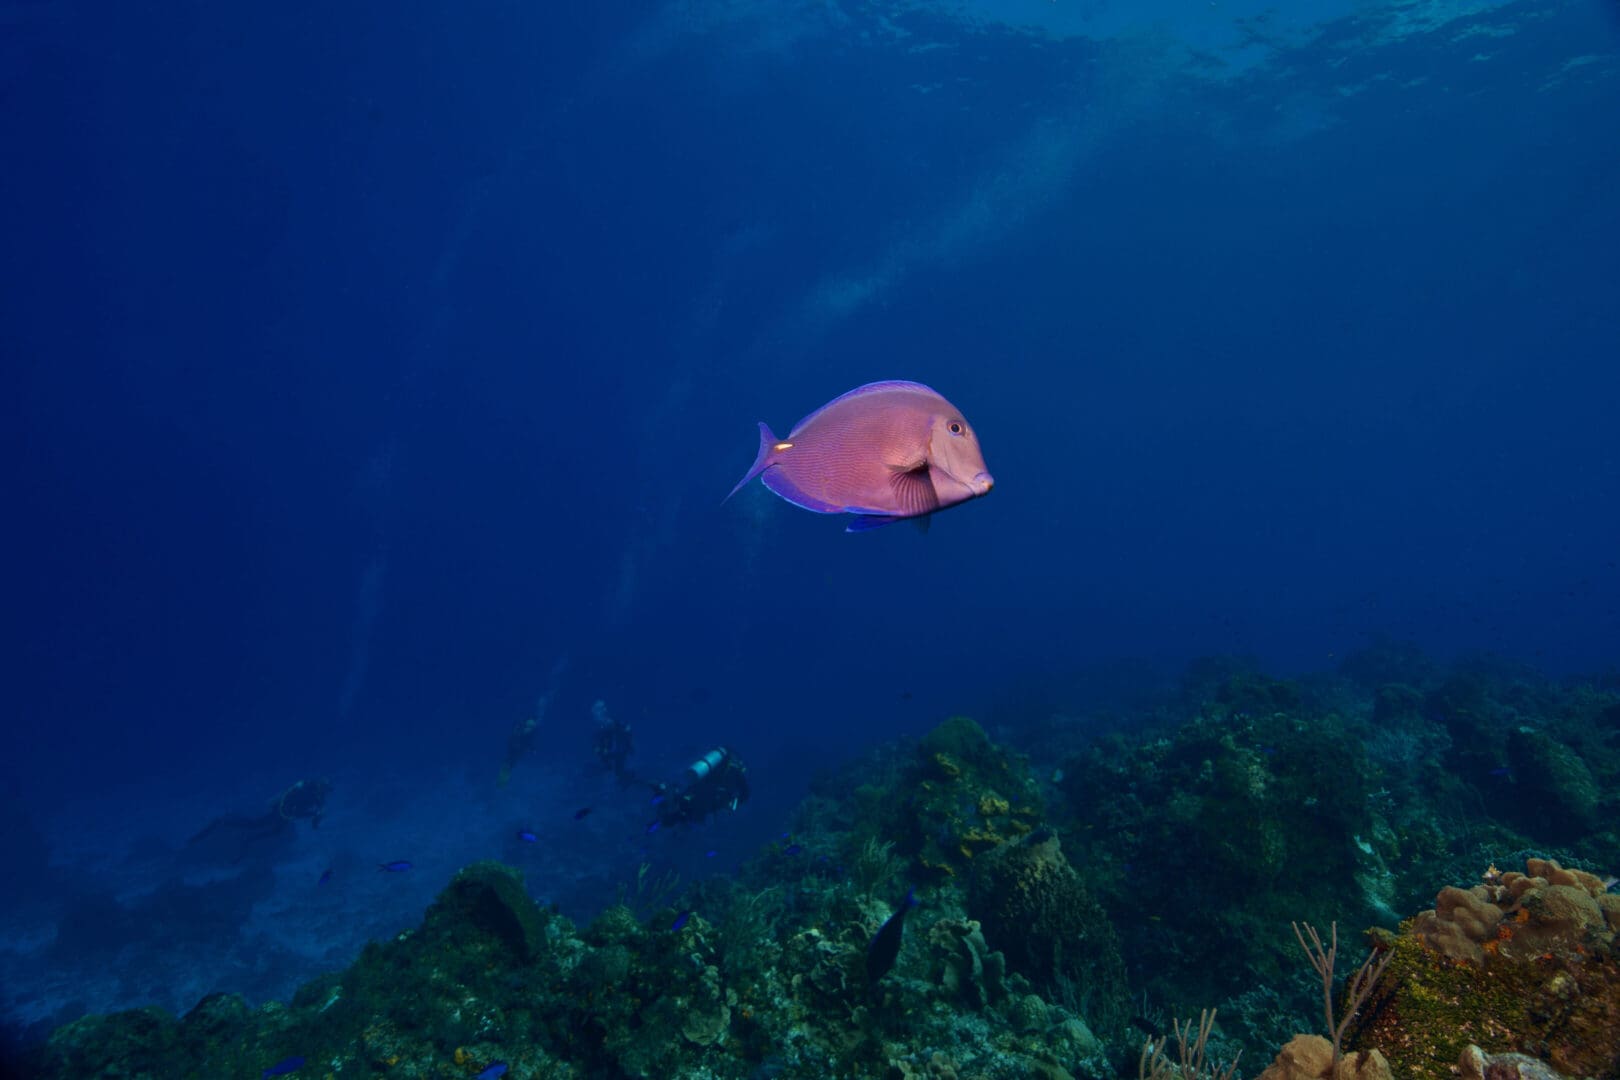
(773, 441, 794, 451)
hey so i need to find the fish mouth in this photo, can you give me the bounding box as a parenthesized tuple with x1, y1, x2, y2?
(972, 472, 995, 496)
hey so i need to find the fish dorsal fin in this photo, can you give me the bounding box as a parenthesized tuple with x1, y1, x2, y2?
(888, 462, 940, 518)
(787, 380, 943, 436)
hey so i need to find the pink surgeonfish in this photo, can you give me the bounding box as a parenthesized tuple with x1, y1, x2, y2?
(725, 380, 994, 533)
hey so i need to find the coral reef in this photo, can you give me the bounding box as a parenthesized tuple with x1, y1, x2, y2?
(22, 652, 1620, 1080)
(1341, 858, 1620, 1080)
(1050, 651, 1620, 1063)
(966, 830, 1130, 1038)
(1056, 672, 1387, 1023)
(28, 725, 1123, 1080)
(905, 717, 1046, 881)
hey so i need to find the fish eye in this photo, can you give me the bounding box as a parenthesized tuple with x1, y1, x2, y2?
(948, 421, 964, 436)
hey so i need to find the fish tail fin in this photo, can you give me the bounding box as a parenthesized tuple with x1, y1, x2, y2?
(724, 421, 780, 503)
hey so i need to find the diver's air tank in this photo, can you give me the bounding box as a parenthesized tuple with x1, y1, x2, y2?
(687, 747, 727, 781)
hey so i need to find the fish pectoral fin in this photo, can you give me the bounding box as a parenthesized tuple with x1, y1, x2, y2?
(887, 462, 941, 517)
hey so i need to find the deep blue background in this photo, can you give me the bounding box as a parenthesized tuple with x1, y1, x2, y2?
(2, 0, 1618, 1028)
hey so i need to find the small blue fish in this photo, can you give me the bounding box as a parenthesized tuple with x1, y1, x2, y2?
(671, 910, 692, 931)
(705, 849, 718, 858)
(517, 829, 538, 843)
(645, 821, 661, 834)
(1489, 766, 1513, 778)
(317, 868, 333, 887)
(650, 793, 666, 806)
(573, 806, 592, 821)
(262, 1055, 306, 1079)
(378, 861, 412, 872)
(473, 1063, 508, 1080)
(783, 844, 802, 856)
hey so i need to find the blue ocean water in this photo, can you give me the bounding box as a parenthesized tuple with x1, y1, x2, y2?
(2, 0, 1617, 1055)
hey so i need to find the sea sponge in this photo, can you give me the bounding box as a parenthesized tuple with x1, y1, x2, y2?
(678, 966, 732, 1047)
(1525, 857, 1607, 896)
(1413, 886, 1501, 963)
(1501, 884, 1605, 961)
(423, 861, 550, 962)
(1257, 1036, 1391, 1080)
(977, 794, 1011, 817)
(1600, 893, 1620, 933)
(927, 917, 1006, 1009)
(1413, 858, 1616, 967)
(1009, 992, 1050, 1034)
(966, 831, 1129, 1036)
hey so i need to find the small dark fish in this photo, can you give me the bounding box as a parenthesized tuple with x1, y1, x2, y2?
(1488, 766, 1513, 778)
(473, 1063, 508, 1080)
(650, 794, 666, 806)
(317, 868, 332, 887)
(783, 844, 802, 856)
(705, 850, 718, 858)
(671, 910, 692, 931)
(517, 829, 538, 843)
(866, 887, 918, 986)
(726, 381, 994, 532)
(645, 821, 661, 834)
(262, 1056, 306, 1079)
(378, 861, 412, 873)
(573, 806, 592, 821)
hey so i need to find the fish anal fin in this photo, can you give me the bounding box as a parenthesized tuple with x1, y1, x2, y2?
(845, 514, 903, 533)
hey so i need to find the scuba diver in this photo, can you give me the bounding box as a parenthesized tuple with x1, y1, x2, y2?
(274, 777, 330, 827)
(186, 777, 332, 862)
(650, 746, 749, 830)
(500, 688, 561, 787)
(498, 709, 540, 788)
(591, 699, 635, 784)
